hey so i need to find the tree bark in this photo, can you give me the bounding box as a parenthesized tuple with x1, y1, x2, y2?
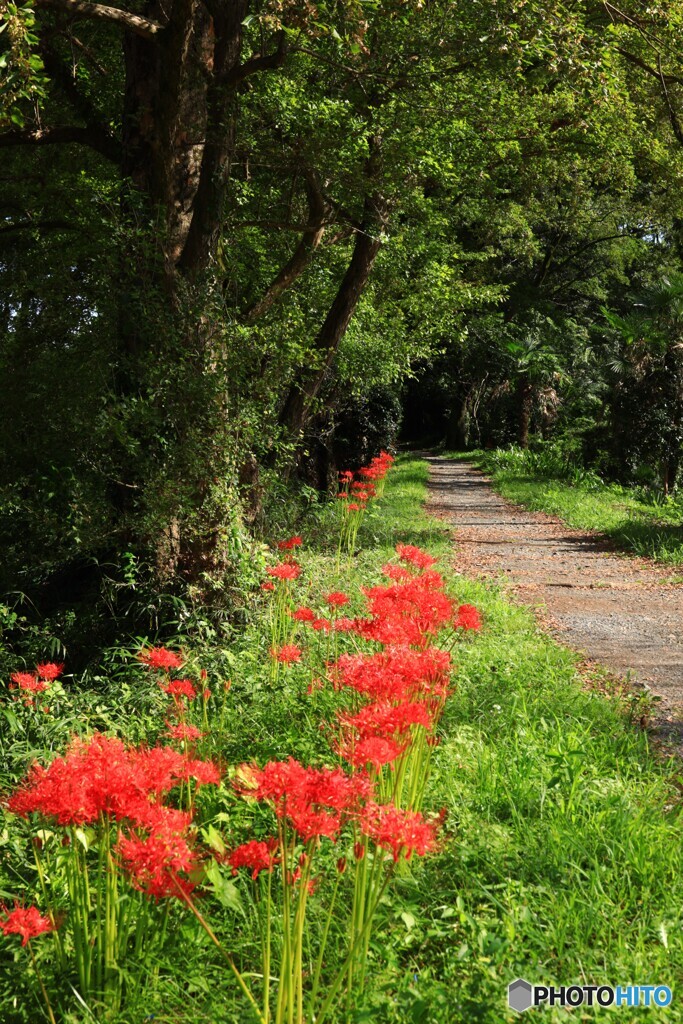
(517, 375, 533, 448)
(279, 218, 383, 436)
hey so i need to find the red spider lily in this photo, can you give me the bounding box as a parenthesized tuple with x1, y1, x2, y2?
(182, 759, 221, 787)
(117, 827, 197, 900)
(325, 592, 349, 608)
(7, 734, 220, 828)
(0, 904, 56, 946)
(332, 647, 451, 703)
(338, 700, 433, 740)
(358, 802, 439, 861)
(395, 544, 438, 570)
(357, 574, 454, 645)
(261, 581, 275, 592)
(160, 678, 197, 700)
(266, 562, 302, 581)
(381, 563, 413, 582)
(333, 617, 355, 633)
(236, 758, 372, 842)
(11, 672, 48, 693)
(339, 470, 353, 484)
(270, 644, 302, 664)
(351, 482, 376, 498)
(36, 662, 64, 681)
(227, 838, 279, 880)
(166, 723, 205, 741)
(134, 746, 220, 792)
(347, 503, 361, 512)
(454, 603, 482, 631)
(277, 536, 303, 551)
(292, 606, 316, 622)
(138, 647, 184, 671)
(343, 736, 406, 770)
(311, 618, 331, 632)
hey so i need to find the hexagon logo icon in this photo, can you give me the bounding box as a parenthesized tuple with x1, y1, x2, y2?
(508, 978, 534, 1013)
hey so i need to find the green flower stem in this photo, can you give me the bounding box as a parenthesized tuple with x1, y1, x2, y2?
(314, 869, 393, 1024)
(27, 940, 57, 1024)
(307, 866, 343, 1014)
(174, 880, 265, 1024)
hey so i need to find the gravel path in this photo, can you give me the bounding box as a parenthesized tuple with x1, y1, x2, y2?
(426, 456, 683, 743)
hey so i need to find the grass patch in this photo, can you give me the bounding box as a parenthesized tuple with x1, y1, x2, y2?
(1, 456, 682, 1022)
(367, 458, 683, 1022)
(440, 446, 683, 565)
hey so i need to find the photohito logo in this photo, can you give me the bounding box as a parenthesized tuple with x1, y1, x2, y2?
(508, 979, 672, 1012)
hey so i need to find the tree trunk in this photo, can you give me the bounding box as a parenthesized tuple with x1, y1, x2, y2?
(279, 224, 382, 436)
(280, 133, 386, 438)
(517, 375, 533, 448)
(446, 393, 471, 449)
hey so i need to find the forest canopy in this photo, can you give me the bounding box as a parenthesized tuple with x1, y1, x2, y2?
(2, 0, 683, 645)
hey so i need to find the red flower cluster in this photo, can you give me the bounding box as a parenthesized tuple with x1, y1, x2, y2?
(278, 536, 303, 551)
(337, 452, 394, 511)
(236, 758, 371, 841)
(454, 603, 483, 631)
(8, 734, 219, 827)
(358, 803, 439, 861)
(325, 591, 349, 608)
(358, 451, 394, 482)
(166, 723, 204, 742)
(10, 672, 48, 694)
(311, 617, 331, 632)
(9, 662, 64, 698)
(7, 734, 220, 899)
(160, 678, 197, 700)
(118, 827, 197, 899)
(292, 606, 316, 622)
(356, 571, 454, 646)
(271, 644, 302, 664)
(227, 838, 279, 880)
(36, 662, 65, 681)
(333, 648, 451, 703)
(339, 700, 433, 739)
(266, 562, 302, 581)
(0, 904, 55, 946)
(345, 736, 406, 770)
(395, 543, 438, 570)
(138, 647, 184, 671)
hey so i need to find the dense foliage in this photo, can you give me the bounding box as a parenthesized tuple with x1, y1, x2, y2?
(2, 0, 683, 642)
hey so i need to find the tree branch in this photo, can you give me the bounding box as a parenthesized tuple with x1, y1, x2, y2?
(658, 55, 683, 148)
(38, 40, 121, 159)
(34, 0, 164, 39)
(244, 168, 330, 321)
(220, 30, 287, 87)
(0, 124, 121, 161)
(617, 47, 683, 86)
(0, 218, 76, 235)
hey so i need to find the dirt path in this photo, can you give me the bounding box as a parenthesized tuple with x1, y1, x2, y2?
(426, 456, 683, 744)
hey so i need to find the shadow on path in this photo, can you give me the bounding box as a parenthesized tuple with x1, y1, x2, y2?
(426, 456, 683, 749)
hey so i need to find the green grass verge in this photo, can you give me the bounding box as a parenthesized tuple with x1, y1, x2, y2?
(1, 457, 682, 1022)
(440, 447, 683, 567)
